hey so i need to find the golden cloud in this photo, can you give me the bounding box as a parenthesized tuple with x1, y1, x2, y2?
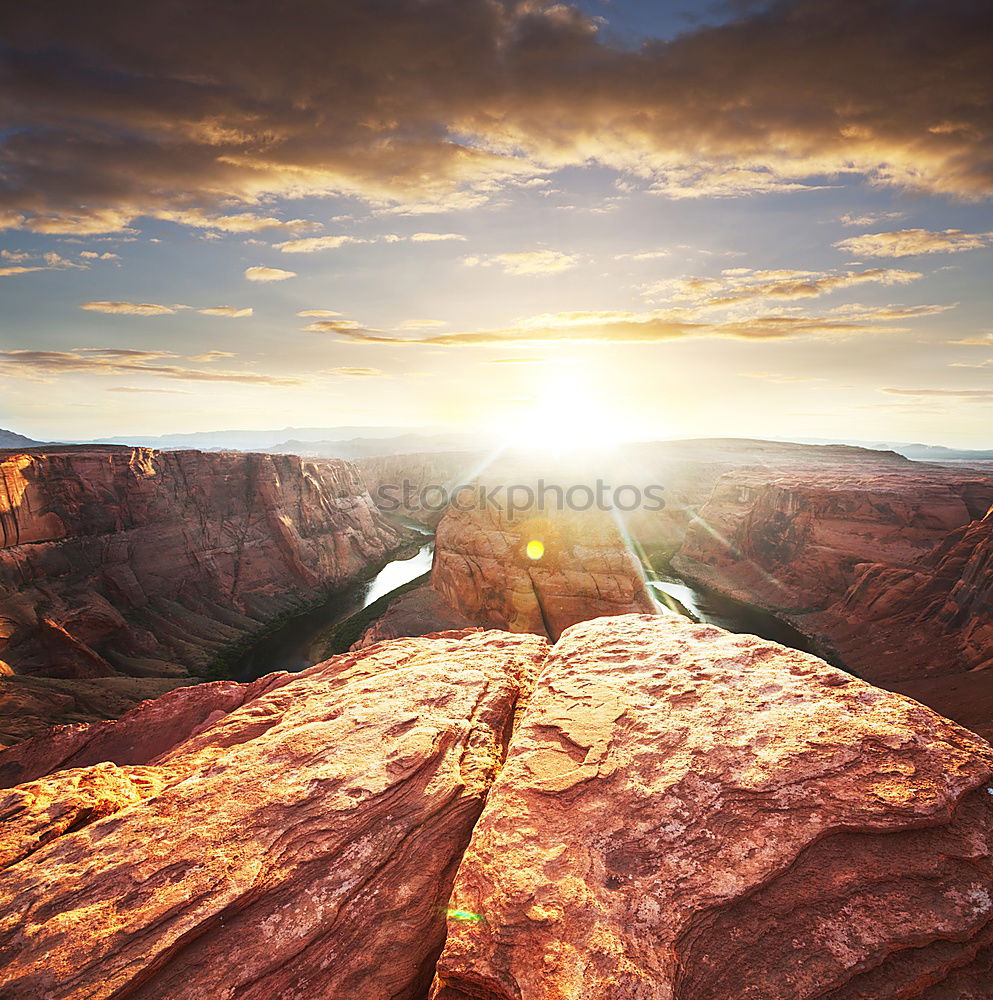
(274, 235, 366, 253)
(409, 232, 466, 242)
(4, 1, 988, 232)
(642, 268, 921, 309)
(80, 301, 176, 315)
(314, 299, 948, 347)
(0, 348, 304, 385)
(244, 266, 296, 282)
(834, 229, 993, 257)
(198, 306, 253, 318)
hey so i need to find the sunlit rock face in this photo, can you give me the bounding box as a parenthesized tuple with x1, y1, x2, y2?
(0, 447, 402, 744)
(4, 617, 992, 999)
(667, 462, 993, 737)
(0, 629, 549, 1000)
(672, 466, 993, 615)
(431, 503, 657, 640)
(431, 615, 993, 1000)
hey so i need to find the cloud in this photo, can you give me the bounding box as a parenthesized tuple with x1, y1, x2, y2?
(409, 232, 466, 242)
(314, 302, 939, 347)
(155, 210, 317, 232)
(0, 265, 45, 277)
(324, 367, 385, 377)
(244, 265, 296, 282)
(834, 229, 993, 257)
(274, 235, 365, 253)
(614, 250, 672, 261)
(839, 211, 905, 227)
(0, 249, 92, 275)
(950, 332, 993, 345)
(188, 350, 236, 361)
(464, 250, 579, 275)
(5, 0, 989, 232)
(198, 306, 253, 317)
(80, 300, 176, 315)
(882, 387, 993, 399)
(107, 386, 191, 394)
(297, 309, 341, 317)
(397, 319, 447, 329)
(302, 319, 369, 334)
(642, 267, 922, 309)
(79, 250, 120, 260)
(0, 348, 304, 385)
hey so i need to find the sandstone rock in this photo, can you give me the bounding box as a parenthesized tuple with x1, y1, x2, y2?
(0, 629, 548, 1000)
(431, 504, 656, 639)
(672, 466, 993, 614)
(0, 674, 192, 752)
(431, 614, 993, 999)
(353, 582, 477, 648)
(0, 447, 404, 733)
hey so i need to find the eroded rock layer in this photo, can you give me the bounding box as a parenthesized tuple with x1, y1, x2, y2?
(0, 447, 402, 741)
(430, 504, 656, 640)
(0, 629, 549, 1000)
(672, 465, 993, 615)
(432, 615, 993, 999)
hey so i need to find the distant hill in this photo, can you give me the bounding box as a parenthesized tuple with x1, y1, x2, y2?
(73, 426, 448, 451)
(779, 436, 993, 463)
(0, 428, 45, 449)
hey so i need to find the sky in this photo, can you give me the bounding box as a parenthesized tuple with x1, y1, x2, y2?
(2, 0, 993, 447)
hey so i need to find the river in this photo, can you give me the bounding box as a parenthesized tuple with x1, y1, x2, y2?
(646, 572, 839, 664)
(233, 540, 434, 680)
(231, 537, 835, 681)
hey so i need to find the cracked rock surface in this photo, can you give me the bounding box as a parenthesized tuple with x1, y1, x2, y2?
(0, 629, 548, 1000)
(3, 615, 993, 999)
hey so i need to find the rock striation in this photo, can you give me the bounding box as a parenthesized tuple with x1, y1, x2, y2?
(432, 615, 993, 999)
(0, 447, 403, 741)
(3, 616, 993, 997)
(430, 504, 657, 640)
(0, 629, 549, 1000)
(672, 465, 993, 615)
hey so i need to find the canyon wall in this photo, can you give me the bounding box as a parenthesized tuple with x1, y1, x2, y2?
(0, 447, 402, 743)
(669, 462, 993, 739)
(430, 504, 657, 640)
(2, 616, 992, 998)
(672, 465, 993, 613)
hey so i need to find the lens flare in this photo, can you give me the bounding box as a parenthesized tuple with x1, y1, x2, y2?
(526, 539, 545, 560)
(445, 907, 484, 923)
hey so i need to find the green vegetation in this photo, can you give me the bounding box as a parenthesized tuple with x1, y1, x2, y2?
(317, 570, 431, 657)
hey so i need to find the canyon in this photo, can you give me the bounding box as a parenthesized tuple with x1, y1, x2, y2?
(357, 441, 993, 737)
(2, 614, 992, 998)
(0, 446, 404, 745)
(3, 438, 993, 996)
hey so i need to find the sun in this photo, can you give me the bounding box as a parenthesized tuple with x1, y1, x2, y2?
(498, 373, 636, 455)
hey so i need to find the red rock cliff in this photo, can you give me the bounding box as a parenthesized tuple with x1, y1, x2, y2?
(2, 617, 992, 998)
(0, 447, 402, 741)
(672, 465, 993, 614)
(430, 504, 657, 640)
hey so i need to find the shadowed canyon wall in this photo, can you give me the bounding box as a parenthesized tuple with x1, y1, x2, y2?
(0, 447, 402, 744)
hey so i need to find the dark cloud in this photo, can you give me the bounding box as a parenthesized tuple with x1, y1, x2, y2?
(1, 0, 991, 233)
